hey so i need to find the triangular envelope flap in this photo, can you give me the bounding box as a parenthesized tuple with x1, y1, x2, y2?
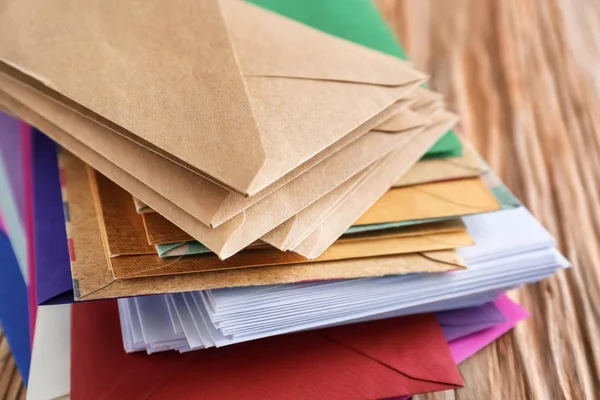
(374, 109, 430, 133)
(0, 0, 265, 195)
(221, 0, 426, 194)
(223, 0, 425, 86)
(321, 314, 463, 387)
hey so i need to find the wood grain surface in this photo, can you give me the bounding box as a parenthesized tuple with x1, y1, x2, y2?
(2, 1, 599, 399)
(378, 0, 600, 399)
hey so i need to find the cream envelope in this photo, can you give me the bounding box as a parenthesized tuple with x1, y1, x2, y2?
(291, 112, 460, 259)
(0, 81, 435, 260)
(0, 0, 425, 196)
(59, 149, 464, 301)
(394, 141, 487, 187)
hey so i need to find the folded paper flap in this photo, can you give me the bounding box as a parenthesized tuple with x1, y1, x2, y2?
(419, 250, 466, 268)
(224, 0, 427, 86)
(436, 302, 507, 327)
(321, 314, 464, 387)
(0, 0, 267, 195)
(374, 109, 430, 133)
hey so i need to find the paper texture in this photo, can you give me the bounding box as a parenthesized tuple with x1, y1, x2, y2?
(61, 150, 462, 300)
(394, 140, 487, 187)
(0, 0, 426, 195)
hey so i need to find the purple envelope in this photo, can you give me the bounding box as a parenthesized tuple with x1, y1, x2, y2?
(437, 302, 507, 341)
(32, 129, 74, 304)
(0, 112, 25, 218)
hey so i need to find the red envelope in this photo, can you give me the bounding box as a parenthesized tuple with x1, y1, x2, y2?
(71, 301, 463, 400)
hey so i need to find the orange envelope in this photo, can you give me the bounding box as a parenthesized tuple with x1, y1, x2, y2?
(60, 150, 464, 301)
(0, 0, 425, 195)
(355, 177, 501, 226)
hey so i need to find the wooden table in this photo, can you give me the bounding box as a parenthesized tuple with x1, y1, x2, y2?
(378, 0, 600, 398)
(3, 1, 599, 399)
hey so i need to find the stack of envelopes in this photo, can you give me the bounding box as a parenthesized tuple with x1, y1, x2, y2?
(0, 0, 569, 399)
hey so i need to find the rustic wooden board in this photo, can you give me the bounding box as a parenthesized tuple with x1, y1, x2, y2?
(378, 0, 600, 398)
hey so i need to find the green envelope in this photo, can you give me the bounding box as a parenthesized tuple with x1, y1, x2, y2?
(247, 0, 462, 158)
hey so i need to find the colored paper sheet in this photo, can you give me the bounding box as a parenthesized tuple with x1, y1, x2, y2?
(32, 129, 73, 305)
(247, 0, 461, 157)
(0, 229, 30, 383)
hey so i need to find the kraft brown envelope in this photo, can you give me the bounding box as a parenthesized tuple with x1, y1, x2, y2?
(354, 177, 501, 226)
(394, 141, 487, 187)
(0, 0, 426, 196)
(138, 107, 432, 246)
(0, 83, 433, 260)
(261, 101, 448, 251)
(60, 150, 464, 301)
(292, 112, 460, 259)
(0, 68, 416, 230)
(90, 169, 472, 276)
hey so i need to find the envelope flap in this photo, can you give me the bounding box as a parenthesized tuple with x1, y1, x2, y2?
(222, 0, 424, 86)
(0, 0, 266, 195)
(374, 109, 430, 133)
(321, 314, 464, 388)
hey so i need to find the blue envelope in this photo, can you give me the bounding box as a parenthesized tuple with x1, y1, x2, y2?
(0, 229, 30, 383)
(32, 129, 74, 305)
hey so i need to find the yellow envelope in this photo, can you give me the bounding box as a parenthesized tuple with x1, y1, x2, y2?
(0, 0, 426, 196)
(394, 141, 487, 187)
(355, 177, 501, 226)
(60, 150, 465, 300)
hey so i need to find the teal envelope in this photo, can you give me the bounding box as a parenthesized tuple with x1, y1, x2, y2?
(247, 0, 462, 158)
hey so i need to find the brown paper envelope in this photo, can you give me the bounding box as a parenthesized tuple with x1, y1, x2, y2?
(139, 108, 431, 246)
(261, 102, 447, 251)
(0, 0, 426, 196)
(292, 113, 460, 259)
(270, 112, 458, 253)
(394, 141, 487, 187)
(0, 85, 435, 260)
(133, 103, 430, 218)
(88, 169, 156, 257)
(355, 177, 501, 226)
(0, 71, 415, 229)
(60, 149, 464, 300)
